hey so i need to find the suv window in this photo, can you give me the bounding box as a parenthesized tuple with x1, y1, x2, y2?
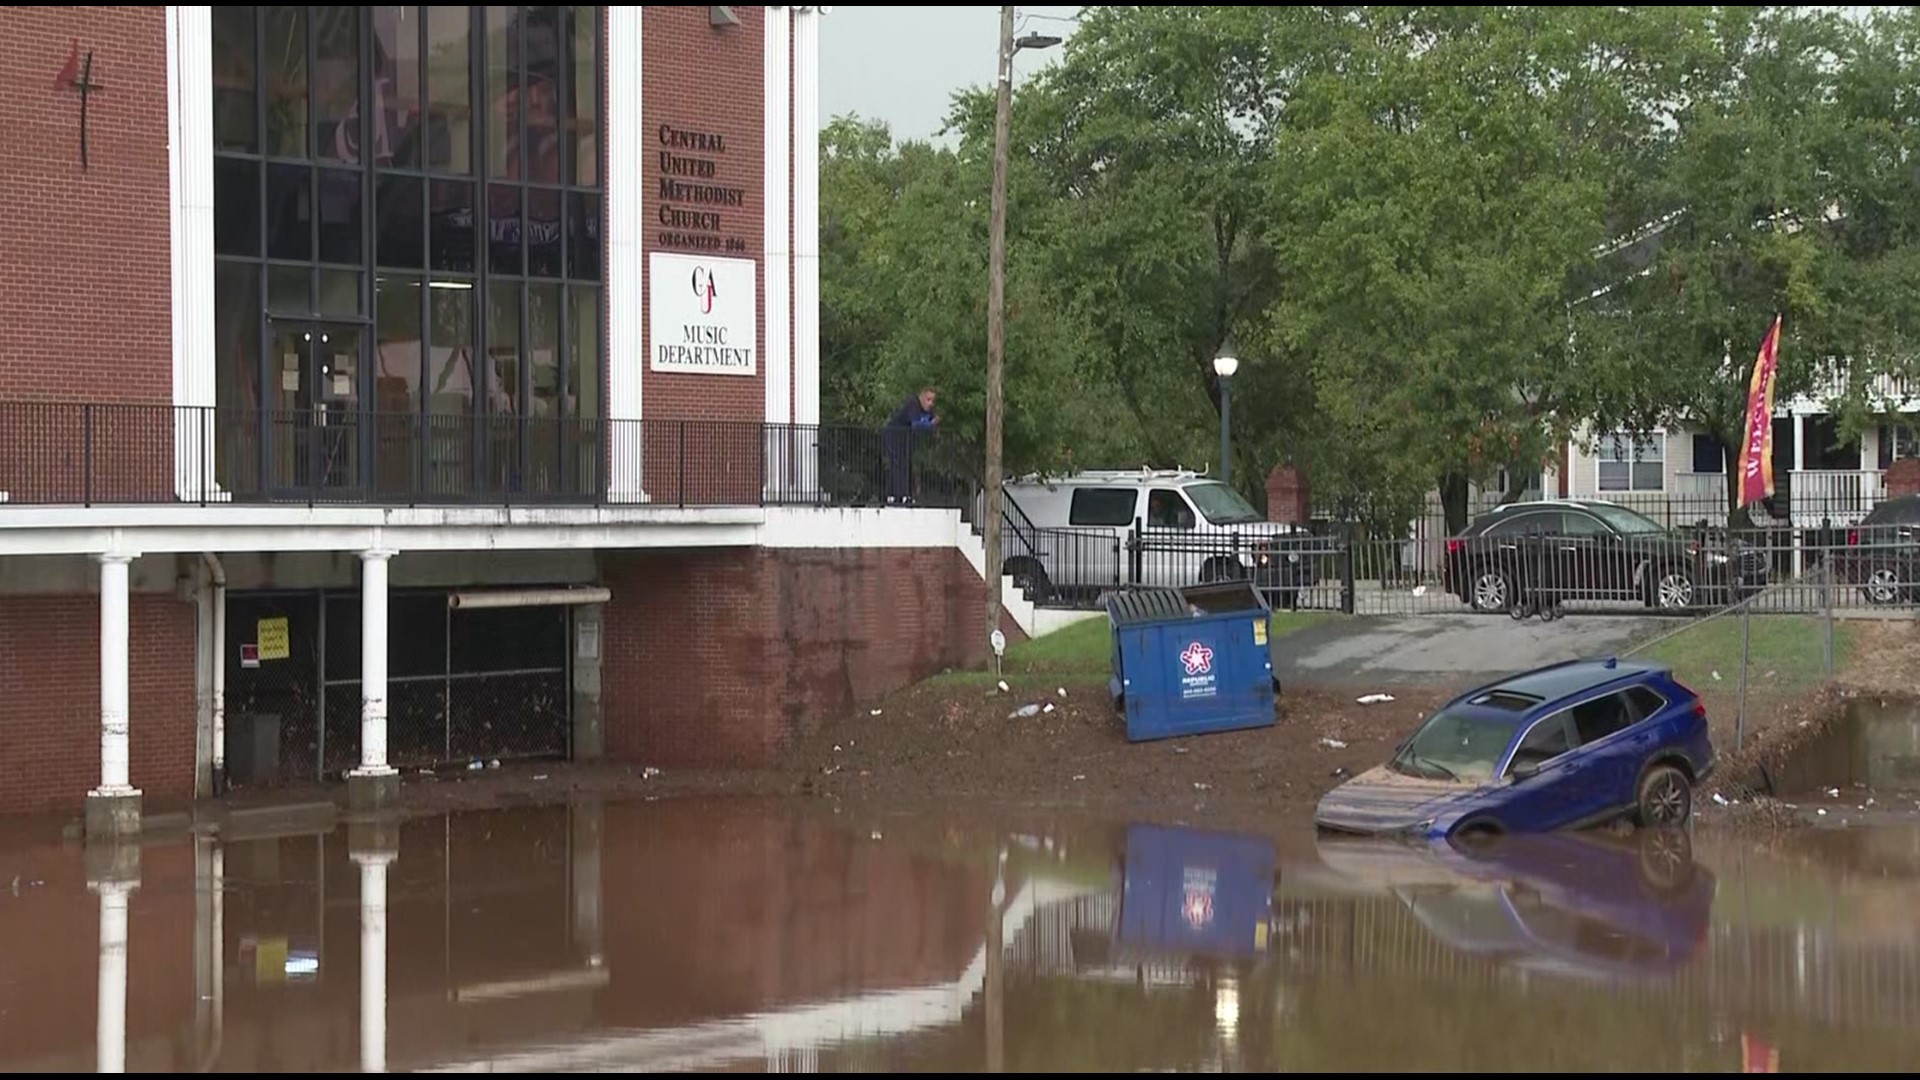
(1559, 511, 1612, 538)
(1069, 488, 1137, 527)
(1625, 686, 1667, 721)
(1570, 691, 1636, 744)
(1146, 489, 1196, 529)
(1485, 512, 1557, 538)
(1510, 713, 1575, 773)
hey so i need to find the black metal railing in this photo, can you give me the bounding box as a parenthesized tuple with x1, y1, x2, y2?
(987, 516, 1920, 617)
(0, 402, 980, 510)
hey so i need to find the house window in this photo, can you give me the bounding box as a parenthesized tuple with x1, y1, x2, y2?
(1879, 424, 1919, 470)
(1690, 433, 1728, 475)
(1598, 432, 1664, 492)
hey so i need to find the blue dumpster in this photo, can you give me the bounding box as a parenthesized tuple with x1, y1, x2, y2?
(1115, 823, 1277, 958)
(1107, 583, 1275, 742)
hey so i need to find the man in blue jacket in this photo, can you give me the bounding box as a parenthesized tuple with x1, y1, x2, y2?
(883, 387, 938, 503)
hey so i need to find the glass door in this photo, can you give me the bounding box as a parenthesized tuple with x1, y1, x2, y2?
(267, 322, 367, 499)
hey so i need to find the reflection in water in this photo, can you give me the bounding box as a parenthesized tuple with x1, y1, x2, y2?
(6, 802, 1920, 1071)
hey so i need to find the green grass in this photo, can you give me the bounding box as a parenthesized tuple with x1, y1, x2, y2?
(926, 609, 1337, 689)
(1633, 614, 1856, 692)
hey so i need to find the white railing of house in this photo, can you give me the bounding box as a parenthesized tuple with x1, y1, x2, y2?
(1674, 472, 1729, 504)
(1789, 469, 1886, 528)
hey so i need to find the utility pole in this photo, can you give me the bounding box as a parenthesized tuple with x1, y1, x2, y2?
(984, 3, 1015, 649)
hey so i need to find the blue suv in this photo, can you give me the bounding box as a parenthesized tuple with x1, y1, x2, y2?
(1315, 658, 1715, 843)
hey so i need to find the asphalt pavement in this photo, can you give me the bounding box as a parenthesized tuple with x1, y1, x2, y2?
(1272, 612, 1671, 692)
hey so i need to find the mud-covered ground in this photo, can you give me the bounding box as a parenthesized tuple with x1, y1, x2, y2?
(169, 670, 1872, 839)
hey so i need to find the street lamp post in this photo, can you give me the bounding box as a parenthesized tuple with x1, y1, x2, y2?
(1213, 350, 1240, 487)
(984, 9, 1061, 648)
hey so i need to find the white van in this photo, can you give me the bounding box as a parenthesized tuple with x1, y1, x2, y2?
(996, 469, 1319, 605)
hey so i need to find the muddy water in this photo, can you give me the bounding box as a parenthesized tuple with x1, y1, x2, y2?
(3, 800, 1920, 1072)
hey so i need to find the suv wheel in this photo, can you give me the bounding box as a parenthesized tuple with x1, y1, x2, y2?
(1862, 567, 1901, 606)
(1636, 763, 1692, 827)
(1651, 568, 1696, 610)
(1470, 568, 1511, 613)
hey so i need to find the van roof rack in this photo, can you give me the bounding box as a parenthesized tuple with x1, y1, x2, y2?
(1012, 467, 1208, 484)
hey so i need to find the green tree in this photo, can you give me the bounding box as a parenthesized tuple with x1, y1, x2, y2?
(1574, 7, 1889, 523)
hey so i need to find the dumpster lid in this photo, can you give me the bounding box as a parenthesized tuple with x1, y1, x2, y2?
(1181, 580, 1272, 615)
(1104, 582, 1270, 627)
(1105, 588, 1190, 628)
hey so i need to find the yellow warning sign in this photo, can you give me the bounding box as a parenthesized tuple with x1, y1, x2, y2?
(257, 617, 290, 661)
(1252, 618, 1268, 646)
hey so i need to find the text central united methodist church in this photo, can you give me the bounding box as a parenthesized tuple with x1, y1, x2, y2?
(0, 6, 1023, 835)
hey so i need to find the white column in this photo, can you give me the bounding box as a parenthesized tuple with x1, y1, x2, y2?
(571, 801, 605, 968)
(605, 6, 647, 501)
(793, 7, 823, 429)
(95, 555, 138, 798)
(351, 551, 397, 778)
(792, 7, 824, 501)
(169, 5, 220, 501)
(763, 6, 795, 500)
(354, 850, 395, 1074)
(95, 879, 135, 1073)
(764, 7, 793, 428)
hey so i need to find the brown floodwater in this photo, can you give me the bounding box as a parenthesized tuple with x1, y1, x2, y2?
(3, 797, 1920, 1072)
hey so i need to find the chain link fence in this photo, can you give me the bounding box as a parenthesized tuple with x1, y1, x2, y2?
(1621, 578, 1861, 804)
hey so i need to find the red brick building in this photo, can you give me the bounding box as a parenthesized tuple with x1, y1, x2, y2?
(0, 6, 1023, 830)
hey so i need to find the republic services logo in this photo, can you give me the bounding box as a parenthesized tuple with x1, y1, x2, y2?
(1180, 641, 1214, 676)
(690, 265, 718, 314)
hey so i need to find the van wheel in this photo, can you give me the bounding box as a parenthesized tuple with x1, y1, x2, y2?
(1636, 764, 1692, 827)
(1200, 557, 1244, 584)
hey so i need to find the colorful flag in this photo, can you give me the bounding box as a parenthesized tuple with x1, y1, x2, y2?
(1741, 1031, 1780, 1072)
(1736, 315, 1784, 509)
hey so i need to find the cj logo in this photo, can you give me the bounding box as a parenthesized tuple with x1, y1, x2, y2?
(690, 266, 718, 314)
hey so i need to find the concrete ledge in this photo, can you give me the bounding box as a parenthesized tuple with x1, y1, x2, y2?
(220, 801, 339, 842)
(346, 770, 402, 814)
(84, 841, 141, 887)
(84, 791, 143, 843)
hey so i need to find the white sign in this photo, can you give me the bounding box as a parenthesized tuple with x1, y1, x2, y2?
(649, 251, 757, 376)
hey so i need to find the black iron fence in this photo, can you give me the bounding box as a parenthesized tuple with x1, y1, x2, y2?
(999, 518, 1920, 618)
(0, 401, 978, 510)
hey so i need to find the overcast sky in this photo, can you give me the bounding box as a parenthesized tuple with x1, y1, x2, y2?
(818, 6, 1888, 144)
(819, 6, 1081, 144)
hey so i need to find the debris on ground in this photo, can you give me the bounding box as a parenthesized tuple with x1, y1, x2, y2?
(997, 680, 1010, 693)
(1009, 703, 1042, 719)
(641, 766, 662, 780)
(870, 708, 883, 716)
(1356, 693, 1395, 704)
(1319, 737, 1348, 750)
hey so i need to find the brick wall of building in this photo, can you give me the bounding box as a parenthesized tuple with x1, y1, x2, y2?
(601, 546, 1022, 767)
(0, 592, 197, 815)
(641, 4, 767, 426)
(0, 6, 170, 403)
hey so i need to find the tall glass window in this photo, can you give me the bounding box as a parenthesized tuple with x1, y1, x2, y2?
(213, 5, 604, 500)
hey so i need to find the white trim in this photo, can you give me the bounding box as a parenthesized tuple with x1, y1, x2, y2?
(169, 6, 221, 502)
(763, 8, 793, 425)
(605, 7, 646, 499)
(793, 7, 823, 427)
(0, 504, 1066, 639)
